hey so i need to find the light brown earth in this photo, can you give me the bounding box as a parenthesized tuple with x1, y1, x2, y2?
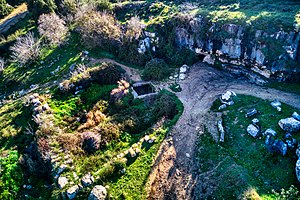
(146, 62, 300, 200)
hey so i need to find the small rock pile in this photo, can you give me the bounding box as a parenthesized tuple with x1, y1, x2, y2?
(169, 64, 190, 81)
(218, 90, 236, 110)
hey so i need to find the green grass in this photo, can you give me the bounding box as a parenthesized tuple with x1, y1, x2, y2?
(47, 89, 183, 199)
(187, 0, 300, 31)
(0, 34, 82, 95)
(108, 91, 183, 199)
(267, 82, 300, 95)
(201, 94, 300, 199)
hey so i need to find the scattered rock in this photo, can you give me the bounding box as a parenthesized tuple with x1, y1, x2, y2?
(263, 128, 277, 137)
(292, 112, 300, 121)
(218, 104, 227, 110)
(179, 73, 186, 80)
(245, 108, 257, 118)
(57, 164, 67, 175)
(179, 64, 189, 73)
(221, 91, 236, 102)
(284, 133, 292, 139)
(295, 159, 300, 182)
(265, 135, 273, 145)
(286, 138, 297, 148)
(218, 120, 225, 142)
(186, 153, 190, 158)
(252, 118, 259, 125)
(271, 100, 281, 108)
(58, 176, 68, 189)
(128, 148, 136, 158)
(88, 185, 107, 200)
(246, 124, 260, 138)
(67, 185, 79, 200)
(272, 140, 287, 156)
(23, 184, 32, 190)
(277, 107, 282, 112)
(42, 103, 50, 111)
(278, 117, 300, 133)
(81, 173, 94, 187)
(203, 54, 215, 65)
(296, 146, 300, 158)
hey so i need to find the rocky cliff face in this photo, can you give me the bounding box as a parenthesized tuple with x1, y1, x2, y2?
(137, 14, 300, 84)
(172, 16, 300, 83)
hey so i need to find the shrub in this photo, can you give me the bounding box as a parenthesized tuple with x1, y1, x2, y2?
(57, 133, 83, 154)
(125, 16, 143, 42)
(153, 92, 178, 119)
(9, 32, 41, 65)
(0, 0, 13, 18)
(142, 58, 170, 81)
(0, 150, 22, 200)
(38, 12, 68, 45)
(90, 62, 124, 85)
(59, 63, 123, 93)
(26, 0, 57, 17)
(81, 132, 101, 154)
(75, 11, 121, 51)
(110, 80, 130, 103)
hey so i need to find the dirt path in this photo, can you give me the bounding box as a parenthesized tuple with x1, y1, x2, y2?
(147, 62, 300, 199)
(89, 58, 142, 82)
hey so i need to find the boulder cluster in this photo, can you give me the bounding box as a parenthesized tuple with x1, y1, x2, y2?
(169, 64, 190, 81)
(243, 100, 300, 182)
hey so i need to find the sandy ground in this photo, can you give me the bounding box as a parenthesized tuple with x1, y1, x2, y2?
(147, 62, 300, 200)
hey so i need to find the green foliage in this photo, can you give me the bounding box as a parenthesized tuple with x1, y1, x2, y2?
(0, 0, 13, 18)
(142, 58, 170, 81)
(153, 91, 178, 119)
(169, 82, 182, 92)
(81, 84, 115, 107)
(0, 151, 22, 200)
(26, 0, 57, 17)
(75, 11, 121, 52)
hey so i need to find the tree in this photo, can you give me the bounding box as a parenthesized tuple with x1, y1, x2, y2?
(142, 58, 170, 81)
(75, 11, 121, 51)
(10, 32, 41, 65)
(125, 16, 143, 42)
(38, 12, 68, 45)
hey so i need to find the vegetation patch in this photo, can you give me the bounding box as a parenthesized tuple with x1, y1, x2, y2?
(200, 94, 300, 199)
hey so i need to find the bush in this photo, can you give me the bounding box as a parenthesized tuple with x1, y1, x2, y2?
(38, 12, 68, 45)
(9, 32, 41, 65)
(26, 0, 57, 17)
(125, 16, 143, 42)
(0, 151, 22, 200)
(0, 0, 13, 18)
(153, 92, 178, 119)
(81, 132, 101, 154)
(75, 11, 121, 51)
(142, 58, 170, 81)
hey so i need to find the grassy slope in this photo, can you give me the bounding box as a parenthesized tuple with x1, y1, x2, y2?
(199, 94, 300, 199)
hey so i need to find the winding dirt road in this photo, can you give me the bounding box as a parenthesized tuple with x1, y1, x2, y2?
(147, 62, 300, 199)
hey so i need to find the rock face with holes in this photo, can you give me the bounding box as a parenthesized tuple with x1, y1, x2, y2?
(88, 185, 107, 200)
